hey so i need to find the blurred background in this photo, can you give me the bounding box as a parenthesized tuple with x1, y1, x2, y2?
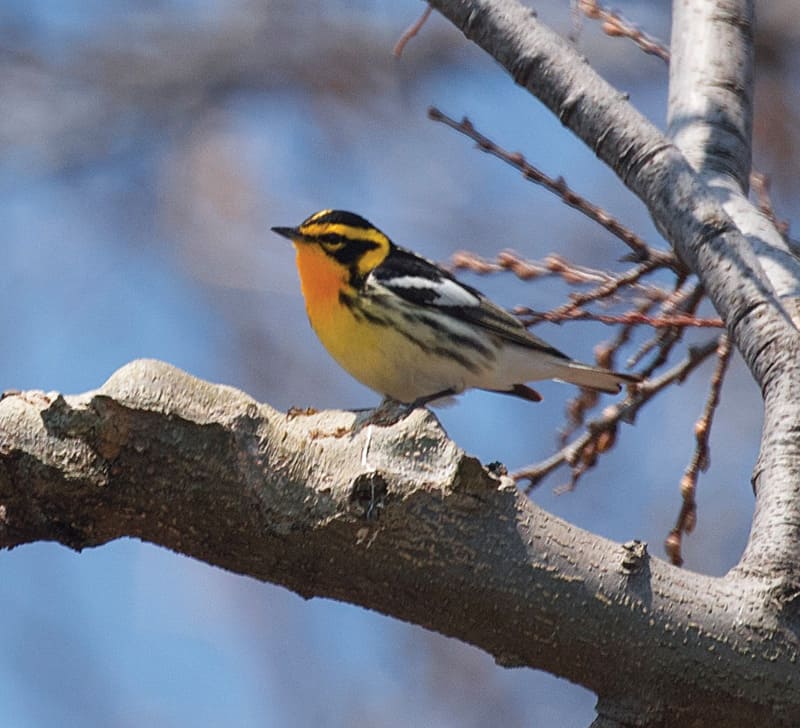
(1, 1, 798, 725)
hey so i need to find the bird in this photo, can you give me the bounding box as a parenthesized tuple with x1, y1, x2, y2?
(271, 209, 639, 407)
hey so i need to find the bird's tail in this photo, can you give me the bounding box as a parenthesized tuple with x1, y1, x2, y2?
(552, 360, 641, 394)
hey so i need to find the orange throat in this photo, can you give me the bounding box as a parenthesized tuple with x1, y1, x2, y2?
(293, 243, 349, 324)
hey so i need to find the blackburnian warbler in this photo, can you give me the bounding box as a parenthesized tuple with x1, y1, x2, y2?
(272, 210, 639, 406)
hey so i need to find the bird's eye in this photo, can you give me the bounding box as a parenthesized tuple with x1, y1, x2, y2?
(322, 240, 345, 252)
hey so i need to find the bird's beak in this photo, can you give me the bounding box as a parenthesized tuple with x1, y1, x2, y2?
(271, 226, 298, 240)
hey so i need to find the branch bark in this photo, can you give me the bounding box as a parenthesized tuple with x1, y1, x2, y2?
(1, 359, 799, 725)
(666, 0, 800, 577)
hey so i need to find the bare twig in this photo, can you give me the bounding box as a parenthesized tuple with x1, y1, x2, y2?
(452, 251, 671, 308)
(665, 334, 732, 566)
(628, 283, 705, 374)
(428, 107, 679, 269)
(516, 308, 722, 329)
(393, 5, 433, 57)
(514, 338, 720, 491)
(560, 298, 659, 444)
(555, 257, 667, 313)
(453, 251, 718, 328)
(451, 250, 670, 296)
(577, 0, 670, 63)
(604, 300, 657, 362)
(451, 250, 546, 279)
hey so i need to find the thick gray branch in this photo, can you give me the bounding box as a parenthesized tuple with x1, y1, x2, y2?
(666, 0, 800, 578)
(668, 0, 755, 187)
(0, 359, 799, 724)
(668, 0, 800, 326)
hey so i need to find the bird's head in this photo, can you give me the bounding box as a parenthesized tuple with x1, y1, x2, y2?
(272, 209, 392, 279)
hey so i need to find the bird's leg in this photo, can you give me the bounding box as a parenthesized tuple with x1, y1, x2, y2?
(357, 396, 415, 427)
(355, 389, 456, 430)
(408, 388, 457, 409)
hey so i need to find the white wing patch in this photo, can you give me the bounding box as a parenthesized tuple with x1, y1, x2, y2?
(386, 275, 481, 307)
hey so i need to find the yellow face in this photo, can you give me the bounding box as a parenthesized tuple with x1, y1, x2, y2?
(273, 208, 390, 318)
(275, 209, 390, 273)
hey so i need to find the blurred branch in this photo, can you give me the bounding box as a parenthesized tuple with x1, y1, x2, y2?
(0, 358, 798, 725)
(394, 5, 434, 57)
(0, 5, 463, 169)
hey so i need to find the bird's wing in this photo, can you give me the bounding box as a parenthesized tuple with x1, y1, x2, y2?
(371, 246, 569, 359)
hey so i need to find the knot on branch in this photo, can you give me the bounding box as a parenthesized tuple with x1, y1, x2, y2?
(620, 539, 648, 575)
(350, 472, 389, 520)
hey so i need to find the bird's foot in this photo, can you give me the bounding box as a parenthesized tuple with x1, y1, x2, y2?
(355, 397, 418, 429)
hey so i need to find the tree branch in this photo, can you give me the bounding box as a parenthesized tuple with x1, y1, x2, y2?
(668, 0, 754, 188)
(427, 0, 799, 323)
(428, 106, 676, 268)
(1, 359, 799, 723)
(667, 0, 800, 322)
(426, 0, 800, 588)
(665, 0, 800, 576)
